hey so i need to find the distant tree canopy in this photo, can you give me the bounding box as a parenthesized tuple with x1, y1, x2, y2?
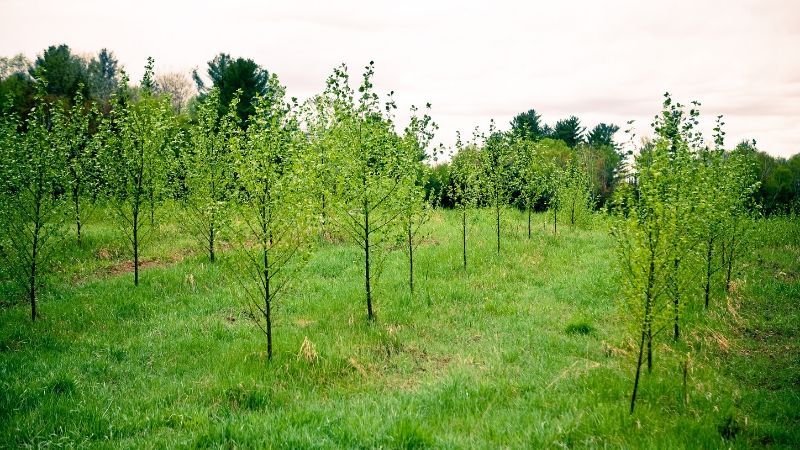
(510, 109, 546, 141)
(1, 45, 120, 117)
(734, 140, 800, 214)
(87, 48, 120, 105)
(193, 53, 269, 126)
(552, 115, 585, 148)
(587, 123, 620, 148)
(29, 45, 88, 99)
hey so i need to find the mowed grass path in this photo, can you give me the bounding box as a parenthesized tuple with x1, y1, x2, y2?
(1, 208, 798, 448)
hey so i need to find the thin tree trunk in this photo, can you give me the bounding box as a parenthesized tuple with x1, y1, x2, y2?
(647, 323, 653, 373)
(30, 216, 41, 321)
(73, 186, 81, 245)
(149, 190, 155, 227)
(133, 203, 140, 286)
(630, 318, 647, 414)
(263, 242, 272, 360)
(673, 258, 680, 341)
(209, 219, 215, 262)
(571, 199, 575, 226)
(364, 199, 373, 321)
(321, 192, 327, 232)
(408, 220, 414, 295)
(553, 207, 558, 235)
(527, 207, 531, 239)
(495, 199, 500, 253)
(631, 236, 656, 414)
(462, 208, 467, 270)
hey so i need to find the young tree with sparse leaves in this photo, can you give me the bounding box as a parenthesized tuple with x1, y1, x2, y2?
(327, 62, 409, 321)
(181, 87, 238, 262)
(100, 59, 176, 286)
(0, 80, 69, 320)
(232, 75, 314, 360)
(449, 132, 483, 269)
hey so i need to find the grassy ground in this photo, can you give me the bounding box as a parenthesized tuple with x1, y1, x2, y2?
(0, 206, 798, 448)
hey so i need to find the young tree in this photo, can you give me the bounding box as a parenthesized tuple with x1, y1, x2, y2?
(327, 62, 409, 321)
(719, 149, 759, 293)
(233, 75, 314, 360)
(513, 138, 547, 238)
(182, 87, 238, 262)
(301, 92, 336, 235)
(480, 122, 513, 253)
(557, 159, 593, 228)
(0, 81, 69, 320)
(100, 60, 175, 286)
(449, 133, 483, 269)
(614, 139, 677, 413)
(53, 86, 97, 244)
(399, 104, 436, 295)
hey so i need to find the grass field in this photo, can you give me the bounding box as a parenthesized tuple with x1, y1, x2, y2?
(1, 207, 798, 448)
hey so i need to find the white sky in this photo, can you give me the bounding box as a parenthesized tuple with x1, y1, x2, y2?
(2, 0, 799, 157)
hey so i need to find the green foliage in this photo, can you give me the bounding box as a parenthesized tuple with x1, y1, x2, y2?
(29, 44, 88, 101)
(587, 123, 619, 148)
(479, 122, 514, 253)
(231, 74, 315, 359)
(99, 61, 178, 285)
(509, 108, 546, 141)
(193, 53, 269, 126)
(0, 80, 70, 319)
(52, 86, 98, 244)
(614, 93, 761, 414)
(181, 87, 238, 262)
(323, 62, 416, 321)
(552, 115, 585, 148)
(86, 48, 119, 106)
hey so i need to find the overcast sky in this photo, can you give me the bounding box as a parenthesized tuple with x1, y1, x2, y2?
(2, 0, 799, 157)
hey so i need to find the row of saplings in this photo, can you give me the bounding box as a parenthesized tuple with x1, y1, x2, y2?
(0, 58, 755, 413)
(614, 95, 760, 412)
(0, 59, 590, 345)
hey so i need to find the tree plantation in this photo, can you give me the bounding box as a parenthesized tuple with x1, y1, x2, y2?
(1, 47, 798, 448)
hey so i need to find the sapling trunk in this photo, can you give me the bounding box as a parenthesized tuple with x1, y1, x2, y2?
(209, 220, 216, 263)
(570, 199, 575, 226)
(149, 190, 155, 227)
(263, 241, 272, 360)
(407, 220, 414, 295)
(495, 198, 501, 253)
(29, 216, 41, 321)
(647, 322, 653, 373)
(133, 208, 139, 286)
(631, 237, 656, 414)
(673, 258, 680, 341)
(725, 227, 736, 292)
(363, 196, 374, 321)
(553, 207, 558, 235)
(462, 208, 467, 269)
(321, 192, 327, 232)
(527, 207, 532, 239)
(73, 184, 82, 245)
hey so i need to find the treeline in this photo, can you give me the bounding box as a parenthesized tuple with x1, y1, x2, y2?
(3, 44, 798, 215)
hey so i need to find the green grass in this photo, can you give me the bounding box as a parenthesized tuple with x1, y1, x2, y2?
(1, 207, 798, 448)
